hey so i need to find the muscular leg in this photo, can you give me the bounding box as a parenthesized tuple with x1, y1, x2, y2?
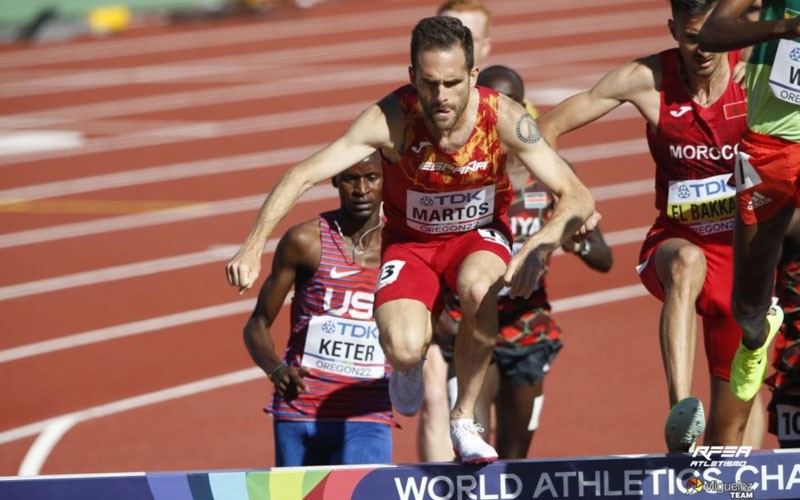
(375, 298, 432, 372)
(451, 250, 506, 420)
(705, 375, 756, 445)
(418, 345, 455, 461)
(653, 239, 707, 406)
(474, 362, 500, 442)
(732, 204, 794, 347)
(494, 379, 542, 459)
(742, 392, 765, 447)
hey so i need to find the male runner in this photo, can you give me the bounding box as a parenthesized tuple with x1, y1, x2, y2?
(243, 154, 392, 466)
(437, 65, 613, 459)
(699, 0, 800, 402)
(227, 16, 596, 463)
(539, 0, 760, 452)
(416, 0, 499, 463)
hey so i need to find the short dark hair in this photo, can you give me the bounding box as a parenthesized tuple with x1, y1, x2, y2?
(410, 16, 474, 71)
(669, 0, 717, 17)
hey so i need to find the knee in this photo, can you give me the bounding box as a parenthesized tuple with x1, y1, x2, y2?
(668, 245, 706, 284)
(379, 328, 426, 371)
(457, 279, 496, 316)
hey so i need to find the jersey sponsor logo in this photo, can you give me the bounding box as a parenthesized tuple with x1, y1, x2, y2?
(669, 105, 693, 118)
(407, 186, 495, 234)
(667, 174, 736, 234)
(330, 267, 361, 279)
(668, 143, 739, 161)
(723, 100, 747, 119)
(410, 141, 432, 153)
(323, 288, 374, 320)
(418, 160, 488, 174)
(302, 315, 385, 379)
(746, 191, 773, 211)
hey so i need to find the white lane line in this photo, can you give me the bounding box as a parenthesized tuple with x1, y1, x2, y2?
(17, 416, 78, 476)
(0, 138, 651, 250)
(0, 279, 653, 450)
(551, 284, 648, 313)
(0, 0, 651, 70)
(0, 226, 650, 364)
(0, 368, 264, 446)
(0, 177, 652, 302)
(0, 137, 647, 205)
(0, 300, 255, 364)
(0, 8, 665, 99)
(0, 35, 667, 136)
(0, 143, 324, 203)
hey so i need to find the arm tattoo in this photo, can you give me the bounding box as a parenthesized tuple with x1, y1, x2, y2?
(515, 114, 542, 144)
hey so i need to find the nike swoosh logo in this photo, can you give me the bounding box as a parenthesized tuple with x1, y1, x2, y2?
(330, 267, 361, 279)
(669, 106, 692, 118)
(410, 141, 432, 153)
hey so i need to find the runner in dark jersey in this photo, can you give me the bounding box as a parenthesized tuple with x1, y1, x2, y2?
(700, 0, 800, 404)
(768, 211, 800, 448)
(243, 154, 392, 466)
(228, 16, 597, 464)
(539, 0, 762, 453)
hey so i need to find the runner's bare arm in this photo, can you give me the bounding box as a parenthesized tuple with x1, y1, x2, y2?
(699, 0, 800, 51)
(243, 222, 319, 395)
(496, 95, 595, 299)
(538, 58, 659, 148)
(226, 98, 394, 293)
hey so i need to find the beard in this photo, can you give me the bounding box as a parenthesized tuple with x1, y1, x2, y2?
(421, 98, 465, 132)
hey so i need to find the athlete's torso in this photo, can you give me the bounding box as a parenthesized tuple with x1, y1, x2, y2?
(647, 48, 747, 241)
(271, 211, 392, 424)
(746, 0, 800, 142)
(381, 85, 512, 243)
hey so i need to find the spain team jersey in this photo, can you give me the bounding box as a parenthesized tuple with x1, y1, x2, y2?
(381, 84, 513, 243)
(646, 48, 747, 241)
(268, 211, 392, 425)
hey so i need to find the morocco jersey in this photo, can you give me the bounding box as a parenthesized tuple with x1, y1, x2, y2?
(646, 48, 747, 241)
(269, 211, 392, 424)
(381, 84, 513, 244)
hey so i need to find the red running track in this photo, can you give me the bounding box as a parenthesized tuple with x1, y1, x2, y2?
(0, 0, 778, 476)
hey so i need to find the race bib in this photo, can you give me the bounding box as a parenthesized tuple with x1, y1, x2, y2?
(301, 315, 385, 379)
(406, 185, 495, 234)
(776, 404, 800, 442)
(768, 39, 800, 106)
(666, 173, 736, 236)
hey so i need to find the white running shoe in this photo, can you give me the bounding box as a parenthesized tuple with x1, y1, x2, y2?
(389, 359, 425, 417)
(450, 418, 498, 464)
(664, 396, 705, 453)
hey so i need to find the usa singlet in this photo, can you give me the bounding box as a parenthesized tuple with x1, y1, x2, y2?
(269, 211, 392, 424)
(381, 84, 513, 243)
(646, 48, 747, 241)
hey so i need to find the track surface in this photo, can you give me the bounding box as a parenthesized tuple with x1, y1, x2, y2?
(0, 0, 778, 475)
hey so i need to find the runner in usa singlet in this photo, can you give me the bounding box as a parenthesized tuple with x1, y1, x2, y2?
(646, 48, 747, 242)
(269, 212, 392, 425)
(380, 84, 513, 244)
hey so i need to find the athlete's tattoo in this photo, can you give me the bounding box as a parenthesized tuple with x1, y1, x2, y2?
(516, 114, 541, 144)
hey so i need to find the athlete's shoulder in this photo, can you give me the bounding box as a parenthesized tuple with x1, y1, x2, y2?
(278, 216, 323, 269)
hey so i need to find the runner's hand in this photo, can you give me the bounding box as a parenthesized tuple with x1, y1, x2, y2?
(571, 210, 601, 241)
(226, 247, 261, 294)
(503, 247, 548, 299)
(272, 366, 310, 402)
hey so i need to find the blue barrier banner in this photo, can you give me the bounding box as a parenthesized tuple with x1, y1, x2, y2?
(1, 449, 799, 499)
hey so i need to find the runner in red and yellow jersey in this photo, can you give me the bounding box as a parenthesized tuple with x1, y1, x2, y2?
(228, 16, 596, 463)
